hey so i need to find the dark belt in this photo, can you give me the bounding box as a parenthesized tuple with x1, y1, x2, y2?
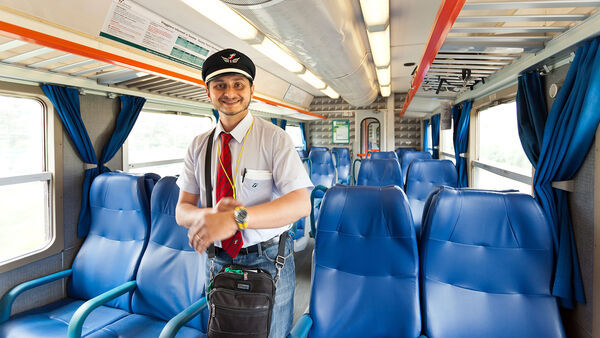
(214, 236, 280, 256)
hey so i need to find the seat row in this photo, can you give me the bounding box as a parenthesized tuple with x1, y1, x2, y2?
(0, 172, 208, 338)
(291, 185, 566, 338)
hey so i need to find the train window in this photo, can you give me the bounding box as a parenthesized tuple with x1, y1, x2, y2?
(425, 121, 432, 154)
(126, 111, 212, 177)
(285, 124, 305, 149)
(440, 123, 454, 162)
(0, 95, 51, 264)
(473, 102, 532, 193)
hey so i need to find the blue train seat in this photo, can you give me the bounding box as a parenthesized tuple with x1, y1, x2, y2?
(307, 148, 336, 235)
(400, 151, 432, 185)
(420, 187, 565, 338)
(404, 160, 457, 237)
(291, 186, 420, 337)
(395, 147, 417, 162)
(355, 159, 403, 188)
(369, 151, 398, 160)
(296, 149, 308, 158)
(85, 176, 207, 337)
(0, 172, 155, 338)
(331, 147, 351, 184)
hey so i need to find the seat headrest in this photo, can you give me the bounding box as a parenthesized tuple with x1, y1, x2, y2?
(422, 187, 552, 249)
(370, 151, 398, 160)
(309, 146, 329, 153)
(356, 159, 403, 187)
(332, 147, 349, 156)
(90, 171, 151, 211)
(405, 159, 457, 189)
(317, 185, 414, 238)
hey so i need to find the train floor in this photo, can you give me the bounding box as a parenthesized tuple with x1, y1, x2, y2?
(293, 238, 314, 325)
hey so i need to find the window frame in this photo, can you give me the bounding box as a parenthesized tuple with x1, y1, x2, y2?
(470, 86, 534, 193)
(123, 110, 214, 175)
(0, 87, 63, 273)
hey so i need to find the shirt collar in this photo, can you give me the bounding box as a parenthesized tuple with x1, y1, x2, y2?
(213, 112, 254, 144)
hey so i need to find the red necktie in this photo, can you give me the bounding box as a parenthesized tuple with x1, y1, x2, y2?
(217, 132, 243, 258)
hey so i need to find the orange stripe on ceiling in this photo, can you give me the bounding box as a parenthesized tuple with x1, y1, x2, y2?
(400, 0, 466, 117)
(0, 20, 325, 119)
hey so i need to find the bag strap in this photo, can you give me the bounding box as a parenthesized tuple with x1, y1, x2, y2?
(274, 231, 288, 286)
(205, 128, 217, 259)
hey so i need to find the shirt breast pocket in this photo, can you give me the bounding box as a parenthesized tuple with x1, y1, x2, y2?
(239, 169, 273, 206)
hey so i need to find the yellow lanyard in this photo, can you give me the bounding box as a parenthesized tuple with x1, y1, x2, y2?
(217, 116, 255, 199)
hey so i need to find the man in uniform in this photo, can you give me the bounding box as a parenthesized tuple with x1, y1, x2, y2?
(175, 48, 312, 337)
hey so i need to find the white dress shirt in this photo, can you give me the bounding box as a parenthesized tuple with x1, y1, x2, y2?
(177, 112, 313, 247)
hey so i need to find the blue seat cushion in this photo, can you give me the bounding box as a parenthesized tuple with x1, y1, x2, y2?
(86, 314, 205, 337)
(0, 298, 129, 338)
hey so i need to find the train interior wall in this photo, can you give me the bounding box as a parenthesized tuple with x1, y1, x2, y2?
(0, 81, 123, 315)
(543, 64, 595, 338)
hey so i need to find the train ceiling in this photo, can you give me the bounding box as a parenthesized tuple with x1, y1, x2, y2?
(0, 0, 599, 119)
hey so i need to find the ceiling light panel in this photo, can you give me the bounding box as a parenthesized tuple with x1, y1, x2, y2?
(299, 69, 326, 90)
(252, 37, 304, 73)
(182, 0, 258, 41)
(359, 0, 389, 27)
(321, 86, 340, 99)
(376, 66, 391, 86)
(380, 85, 391, 97)
(367, 25, 390, 68)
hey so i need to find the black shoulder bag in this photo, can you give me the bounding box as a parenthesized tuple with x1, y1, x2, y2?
(203, 128, 288, 338)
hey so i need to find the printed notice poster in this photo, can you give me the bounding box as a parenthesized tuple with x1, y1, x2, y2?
(332, 120, 350, 144)
(100, 0, 219, 70)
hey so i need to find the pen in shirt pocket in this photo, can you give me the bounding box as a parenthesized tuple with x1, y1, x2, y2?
(242, 168, 247, 183)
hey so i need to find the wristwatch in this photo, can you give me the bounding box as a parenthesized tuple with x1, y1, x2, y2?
(234, 206, 248, 230)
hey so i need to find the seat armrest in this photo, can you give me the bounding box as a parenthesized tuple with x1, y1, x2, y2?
(310, 185, 328, 237)
(159, 297, 208, 338)
(0, 268, 73, 323)
(67, 281, 137, 338)
(288, 313, 313, 338)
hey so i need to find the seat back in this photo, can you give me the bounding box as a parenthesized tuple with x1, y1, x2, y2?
(69, 172, 154, 311)
(310, 186, 420, 337)
(369, 151, 398, 160)
(331, 147, 351, 184)
(400, 151, 433, 185)
(395, 147, 417, 161)
(308, 148, 336, 188)
(405, 159, 457, 236)
(131, 176, 208, 332)
(296, 149, 308, 158)
(355, 159, 403, 188)
(420, 187, 565, 338)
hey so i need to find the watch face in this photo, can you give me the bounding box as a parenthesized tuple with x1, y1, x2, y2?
(236, 208, 247, 221)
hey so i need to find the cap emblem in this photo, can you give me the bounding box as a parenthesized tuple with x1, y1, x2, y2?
(221, 53, 240, 64)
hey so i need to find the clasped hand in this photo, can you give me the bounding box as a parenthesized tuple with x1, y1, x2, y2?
(188, 197, 244, 253)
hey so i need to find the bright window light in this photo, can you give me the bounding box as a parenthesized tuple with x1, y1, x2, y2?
(251, 37, 304, 73)
(181, 0, 258, 41)
(380, 85, 391, 97)
(359, 0, 389, 27)
(367, 26, 390, 67)
(376, 66, 391, 86)
(321, 86, 340, 99)
(299, 69, 326, 90)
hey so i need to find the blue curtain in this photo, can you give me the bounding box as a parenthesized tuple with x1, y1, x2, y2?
(431, 114, 440, 159)
(299, 122, 308, 151)
(423, 119, 430, 154)
(453, 101, 472, 188)
(280, 119, 287, 130)
(42, 85, 98, 237)
(42, 85, 146, 237)
(271, 118, 278, 125)
(212, 109, 219, 121)
(516, 72, 548, 166)
(533, 38, 600, 308)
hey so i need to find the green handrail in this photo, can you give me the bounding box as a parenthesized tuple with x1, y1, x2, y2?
(310, 185, 328, 237)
